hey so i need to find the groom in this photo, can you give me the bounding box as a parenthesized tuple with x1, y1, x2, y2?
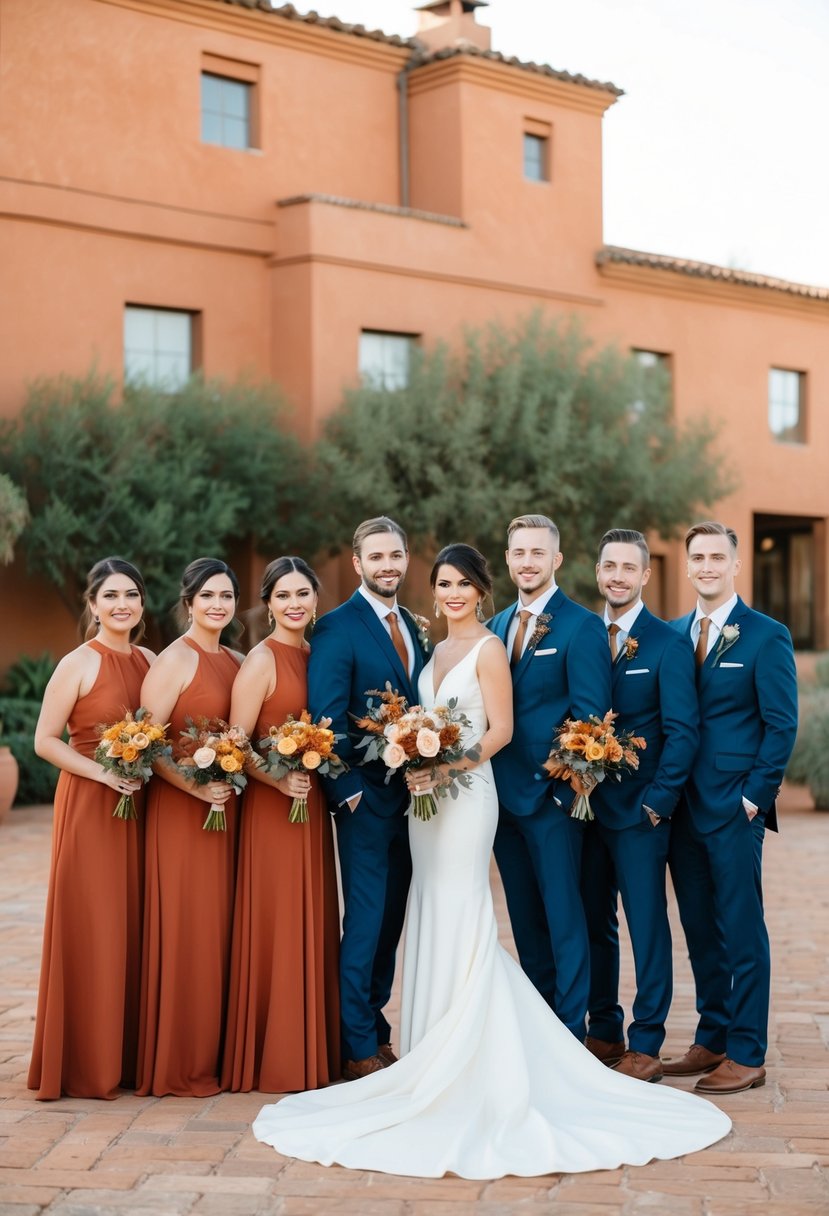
(489, 513, 611, 1039)
(308, 516, 427, 1080)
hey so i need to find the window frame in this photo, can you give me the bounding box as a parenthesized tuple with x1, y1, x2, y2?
(200, 53, 260, 151)
(124, 305, 199, 390)
(523, 118, 552, 183)
(768, 367, 806, 444)
(358, 330, 419, 392)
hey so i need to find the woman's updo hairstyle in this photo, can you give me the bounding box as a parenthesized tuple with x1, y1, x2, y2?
(429, 543, 493, 600)
(260, 556, 321, 604)
(81, 556, 146, 641)
(178, 557, 240, 630)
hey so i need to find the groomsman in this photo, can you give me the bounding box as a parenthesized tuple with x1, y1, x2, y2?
(308, 516, 427, 1079)
(582, 529, 698, 1081)
(665, 521, 797, 1093)
(489, 513, 611, 1039)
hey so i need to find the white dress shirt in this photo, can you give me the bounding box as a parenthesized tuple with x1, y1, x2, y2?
(506, 584, 557, 662)
(358, 584, 415, 676)
(692, 593, 738, 660)
(603, 599, 645, 656)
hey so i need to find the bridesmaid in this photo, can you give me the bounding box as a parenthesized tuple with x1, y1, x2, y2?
(28, 556, 155, 1099)
(222, 557, 340, 1092)
(136, 557, 243, 1096)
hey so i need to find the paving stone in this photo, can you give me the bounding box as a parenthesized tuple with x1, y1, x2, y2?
(1, 791, 828, 1214)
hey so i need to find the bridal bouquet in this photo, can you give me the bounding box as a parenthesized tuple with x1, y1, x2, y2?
(542, 711, 646, 821)
(174, 716, 262, 830)
(355, 684, 478, 820)
(95, 708, 170, 820)
(259, 711, 347, 823)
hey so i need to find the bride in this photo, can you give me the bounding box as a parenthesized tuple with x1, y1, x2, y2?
(252, 544, 731, 1178)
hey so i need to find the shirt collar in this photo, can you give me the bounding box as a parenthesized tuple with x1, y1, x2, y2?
(358, 583, 399, 621)
(604, 599, 644, 634)
(516, 582, 557, 618)
(694, 592, 738, 632)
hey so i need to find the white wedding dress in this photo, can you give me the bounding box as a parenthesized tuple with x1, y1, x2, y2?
(252, 637, 731, 1178)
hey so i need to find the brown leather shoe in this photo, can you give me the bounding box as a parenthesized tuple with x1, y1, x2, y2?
(614, 1050, 663, 1082)
(342, 1054, 386, 1081)
(377, 1043, 398, 1066)
(585, 1036, 625, 1067)
(662, 1044, 726, 1076)
(694, 1059, 766, 1093)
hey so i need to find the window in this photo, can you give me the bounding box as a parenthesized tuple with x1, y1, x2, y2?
(768, 368, 805, 442)
(124, 307, 195, 389)
(200, 55, 259, 150)
(523, 119, 551, 182)
(631, 349, 672, 416)
(359, 331, 417, 390)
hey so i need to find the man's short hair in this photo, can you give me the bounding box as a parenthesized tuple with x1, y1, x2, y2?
(507, 514, 560, 549)
(684, 521, 738, 552)
(597, 528, 650, 565)
(352, 516, 408, 556)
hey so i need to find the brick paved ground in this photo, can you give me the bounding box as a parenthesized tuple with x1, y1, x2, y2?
(1, 784, 827, 1215)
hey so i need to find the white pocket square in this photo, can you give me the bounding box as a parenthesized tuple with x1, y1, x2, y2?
(533, 647, 558, 656)
(719, 661, 744, 668)
(624, 668, 650, 675)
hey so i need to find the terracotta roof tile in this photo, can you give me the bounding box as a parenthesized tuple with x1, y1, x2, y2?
(597, 245, 829, 301)
(211, 1, 622, 95)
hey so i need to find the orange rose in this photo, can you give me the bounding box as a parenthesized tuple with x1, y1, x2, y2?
(302, 750, 322, 770)
(584, 741, 605, 762)
(277, 736, 298, 756)
(121, 745, 139, 763)
(220, 754, 242, 773)
(107, 740, 125, 758)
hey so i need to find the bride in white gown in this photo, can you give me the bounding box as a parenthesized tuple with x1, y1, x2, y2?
(253, 545, 731, 1179)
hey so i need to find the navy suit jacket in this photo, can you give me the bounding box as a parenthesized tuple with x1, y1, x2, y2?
(671, 597, 798, 834)
(591, 605, 699, 830)
(308, 591, 426, 817)
(489, 588, 612, 816)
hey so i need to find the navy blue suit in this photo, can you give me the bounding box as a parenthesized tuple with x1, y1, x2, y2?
(308, 591, 426, 1062)
(669, 597, 798, 1065)
(582, 606, 698, 1055)
(489, 589, 612, 1037)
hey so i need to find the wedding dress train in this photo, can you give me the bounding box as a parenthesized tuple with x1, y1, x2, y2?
(252, 636, 731, 1178)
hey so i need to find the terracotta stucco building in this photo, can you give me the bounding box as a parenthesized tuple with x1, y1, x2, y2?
(1, 0, 827, 671)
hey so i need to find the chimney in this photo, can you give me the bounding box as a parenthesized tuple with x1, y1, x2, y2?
(415, 1, 492, 52)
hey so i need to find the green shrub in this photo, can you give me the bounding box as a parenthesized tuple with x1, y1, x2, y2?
(3, 651, 56, 699)
(814, 652, 829, 689)
(0, 696, 58, 806)
(786, 688, 829, 810)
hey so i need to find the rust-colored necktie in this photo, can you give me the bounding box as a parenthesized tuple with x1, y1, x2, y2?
(387, 611, 409, 674)
(511, 609, 533, 667)
(608, 622, 621, 661)
(695, 616, 710, 667)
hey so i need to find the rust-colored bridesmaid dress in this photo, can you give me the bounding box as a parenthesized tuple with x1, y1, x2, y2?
(28, 640, 150, 1100)
(221, 639, 340, 1092)
(136, 638, 240, 1096)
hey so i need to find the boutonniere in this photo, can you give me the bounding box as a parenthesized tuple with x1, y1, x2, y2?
(528, 613, 552, 651)
(713, 623, 740, 664)
(402, 608, 431, 655)
(623, 636, 639, 661)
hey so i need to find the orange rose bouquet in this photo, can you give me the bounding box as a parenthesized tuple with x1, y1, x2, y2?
(542, 710, 646, 821)
(174, 716, 262, 831)
(260, 711, 347, 823)
(354, 684, 478, 821)
(95, 708, 170, 820)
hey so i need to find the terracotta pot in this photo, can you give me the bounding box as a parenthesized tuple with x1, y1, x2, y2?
(0, 746, 19, 821)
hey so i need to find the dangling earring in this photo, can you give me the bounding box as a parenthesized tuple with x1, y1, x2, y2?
(93, 615, 100, 626)
(476, 601, 485, 622)
(311, 609, 317, 628)
(267, 609, 274, 629)
(187, 609, 193, 625)
(434, 601, 440, 619)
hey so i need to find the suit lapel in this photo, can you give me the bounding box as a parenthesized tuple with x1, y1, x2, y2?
(351, 591, 412, 695)
(700, 597, 747, 686)
(612, 604, 650, 676)
(512, 589, 561, 686)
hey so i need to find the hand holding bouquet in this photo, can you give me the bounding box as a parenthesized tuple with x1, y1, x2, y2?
(355, 684, 479, 821)
(543, 711, 646, 821)
(174, 716, 262, 830)
(260, 711, 347, 823)
(95, 708, 170, 820)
